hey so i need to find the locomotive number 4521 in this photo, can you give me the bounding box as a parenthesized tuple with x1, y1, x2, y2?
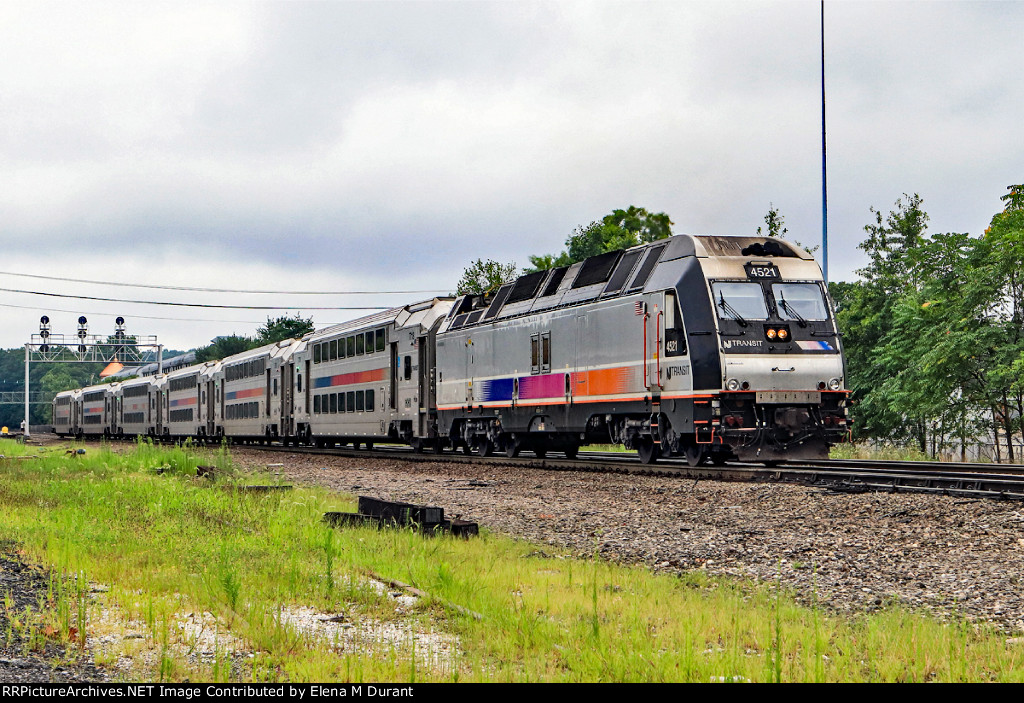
(744, 263, 780, 279)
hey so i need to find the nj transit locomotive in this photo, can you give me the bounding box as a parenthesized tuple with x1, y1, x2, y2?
(54, 235, 849, 465)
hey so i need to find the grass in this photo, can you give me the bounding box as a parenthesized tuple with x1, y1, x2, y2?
(830, 443, 934, 462)
(0, 438, 1022, 682)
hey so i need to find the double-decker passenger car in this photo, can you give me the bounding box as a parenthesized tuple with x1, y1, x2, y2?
(293, 298, 453, 449)
(114, 375, 162, 438)
(72, 384, 116, 438)
(162, 362, 218, 440)
(52, 389, 78, 438)
(213, 339, 304, 442)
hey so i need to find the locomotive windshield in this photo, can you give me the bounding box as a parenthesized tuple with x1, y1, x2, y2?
(771, 283, 829, 321)
(711, 282, 769, 322)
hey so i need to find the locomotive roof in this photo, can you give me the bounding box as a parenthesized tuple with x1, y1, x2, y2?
(440, 234, 813, 333)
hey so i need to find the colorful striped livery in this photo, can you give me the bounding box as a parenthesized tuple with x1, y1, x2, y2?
(313, 367, 387, 390)
(225, 388, 263, 401)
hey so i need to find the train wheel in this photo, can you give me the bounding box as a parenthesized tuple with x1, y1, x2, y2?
(505, 439, 521, 458)
(366, 442, 374, 451)
(684, 445, 706, 467)
(533, 446, 548, 459)
(411, 439, 424, 453)
(563, 444, 579, 460)
(433, 439, 445, 454)
(637, 438, 659, 465)
(474, 438, 494, 458)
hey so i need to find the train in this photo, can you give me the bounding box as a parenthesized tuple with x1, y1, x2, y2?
(53, 234, 850, 465)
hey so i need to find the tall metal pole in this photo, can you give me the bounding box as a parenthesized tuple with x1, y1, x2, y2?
(821, 0, 829, 283)
(24, 344, 30, 438)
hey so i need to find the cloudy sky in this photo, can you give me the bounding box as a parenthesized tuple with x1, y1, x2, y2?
(1, 0, 1021, 352)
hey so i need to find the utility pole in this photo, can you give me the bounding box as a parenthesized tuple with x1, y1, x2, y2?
(821, 0, 829, 283)
(24, 344, 29, 437)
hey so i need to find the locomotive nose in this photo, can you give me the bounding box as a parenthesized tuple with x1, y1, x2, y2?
(724, 356, 843, 392)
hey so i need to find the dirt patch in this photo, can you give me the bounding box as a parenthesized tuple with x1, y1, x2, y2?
(0, 546, 110, 683)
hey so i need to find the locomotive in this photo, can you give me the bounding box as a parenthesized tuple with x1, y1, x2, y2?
(54, 234, 849, 465)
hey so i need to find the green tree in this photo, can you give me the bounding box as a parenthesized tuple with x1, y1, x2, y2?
(756, 203, 788, 239)
(529, 205, 673, 271)
(999, 183, 1024, 212)
(835, 194, 930, 446)
(254, 314, 315, 346)
(757, 203, 819, 254)
(194, 335, 253, 363)
(457, 259, 518, 295)
(837, 186, 1024, 461)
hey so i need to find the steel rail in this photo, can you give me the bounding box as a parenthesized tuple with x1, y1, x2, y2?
(40, 433, 1024, 503)
(247, 442, 1024, 502)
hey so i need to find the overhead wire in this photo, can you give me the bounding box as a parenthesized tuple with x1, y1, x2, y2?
(0, 301, 269, 325)
(0, 286, 392, 311)
(0, 270, 448, 296)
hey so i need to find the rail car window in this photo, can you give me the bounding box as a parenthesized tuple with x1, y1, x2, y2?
(506, 270, 548, 304)
(347, 336, 355, 357)
(530, 334, 540, 374)
(628, 244, 667, 291)
(375, 329, 385, 353)
(356, 391, 365, 412)
(347, 391, 355, 412)
(330, 393, 338, 414)
(572, 251, 621, 289)
(314, 345, 321, 364)
(603, 249, 643, 295)
(771, 283, 829, 321)
(365, 332, 374, 354)
(314, 396, 321, 414)
(354, 335, 363, 355)
(540, 267, 569, 297)
(711, 282, 769, 321)
(404, 356, 412, 381)
(366, 389, 374, 411)
(541, 332, 551, 373)
(339, 338, 346, 359)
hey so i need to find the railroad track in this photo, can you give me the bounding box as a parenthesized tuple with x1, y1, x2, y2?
(246, 441, 1024, 502)
(32, 433, 1024, 501)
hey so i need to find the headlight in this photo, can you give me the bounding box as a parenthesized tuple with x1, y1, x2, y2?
(726, 378, 740, 391)
(828, 378, 842, 391)
(777, 328, 789, 340)
(766, 328, 777, 340)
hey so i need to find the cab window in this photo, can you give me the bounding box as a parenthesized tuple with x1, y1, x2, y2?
(771, 283, 829, 321)
(711, 282, 769, 321)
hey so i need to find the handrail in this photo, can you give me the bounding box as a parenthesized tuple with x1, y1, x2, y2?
(642, 312, 649, 389)
(655, 309, 663, 389)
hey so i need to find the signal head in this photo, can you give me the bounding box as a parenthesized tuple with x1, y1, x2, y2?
(78, 316, 87, 325)
(40, 316, 49, 325)
(115, 316, 125, 326)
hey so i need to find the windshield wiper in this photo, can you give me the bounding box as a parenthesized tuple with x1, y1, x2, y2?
(717, 292, 749, 327)
(778, 296, 808, 328)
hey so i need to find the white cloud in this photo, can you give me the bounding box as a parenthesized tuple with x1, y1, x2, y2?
(0, 1, 1021, 348)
